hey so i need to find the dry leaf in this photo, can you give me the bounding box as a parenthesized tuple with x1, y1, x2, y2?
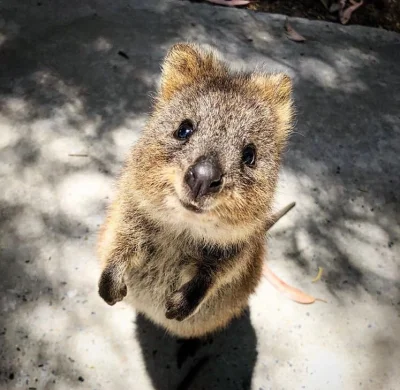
(205, 0, 251, 6)
(311, 267, 324, 283)
(284, 18, 306, 42)
(340, 0, 363, 24)
(263, 264, 325, 304)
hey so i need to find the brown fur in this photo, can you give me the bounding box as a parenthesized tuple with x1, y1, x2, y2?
(97, 43, 294, 338)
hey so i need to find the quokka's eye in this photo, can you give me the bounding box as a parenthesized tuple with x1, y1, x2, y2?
(242, 144, 257, 167)
(174, 120, 194, 140)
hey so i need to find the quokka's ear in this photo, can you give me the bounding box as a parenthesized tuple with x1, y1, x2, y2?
(251, 72, 294, 151)
(160, 43, 226, 101)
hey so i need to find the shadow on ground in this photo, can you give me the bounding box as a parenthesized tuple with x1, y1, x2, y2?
(0, 0, 399, 388)
(136, 310, 257, 390)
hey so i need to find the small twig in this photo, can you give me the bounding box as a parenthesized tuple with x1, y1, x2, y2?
(68, 153, 89, 157)
(266, 202, 296, 231)
(118, 50, 130, 59)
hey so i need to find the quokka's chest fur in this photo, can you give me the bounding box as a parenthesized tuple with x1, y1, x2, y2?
(121, 228, 265, 338)
(125, 230, 249, 303)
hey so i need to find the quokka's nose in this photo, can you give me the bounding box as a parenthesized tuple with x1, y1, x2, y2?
(184, 156, 223, 199)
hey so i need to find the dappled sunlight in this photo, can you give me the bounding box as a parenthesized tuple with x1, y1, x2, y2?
(0, 0, 399, 388)
(269, 160, 400, 312)
(298, 58, 340, 89)
(91, 36, 113, 52)
(0, 16, 19, 47)
(0, 119, 20, 149)
(13, 208, 47, 240)
(0, 184, 148, 387)
(0, 96, 31, 121)
(57, 172, 114, 221)
(45, 136, 91, 164)
(110, 117, 145, 154)
(252, 271, 399, 388)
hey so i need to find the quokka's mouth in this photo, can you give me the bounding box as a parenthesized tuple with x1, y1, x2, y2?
(179, 199, 204, 214)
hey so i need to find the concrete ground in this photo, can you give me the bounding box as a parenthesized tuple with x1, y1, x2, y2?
(0, 0, 399, 389)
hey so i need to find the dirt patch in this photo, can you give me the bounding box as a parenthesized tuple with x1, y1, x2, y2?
(193, 1, 400, 33)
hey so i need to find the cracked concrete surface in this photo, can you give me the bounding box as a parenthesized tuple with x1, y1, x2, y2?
(0, 0, 399, 389)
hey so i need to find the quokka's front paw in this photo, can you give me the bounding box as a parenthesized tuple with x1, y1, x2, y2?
(98, 267, 127, 306)
(165, 289, 195, 321)
(165, 274, 211, 321)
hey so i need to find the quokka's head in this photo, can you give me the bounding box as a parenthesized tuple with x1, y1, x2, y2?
(131, 43, 294, 240)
